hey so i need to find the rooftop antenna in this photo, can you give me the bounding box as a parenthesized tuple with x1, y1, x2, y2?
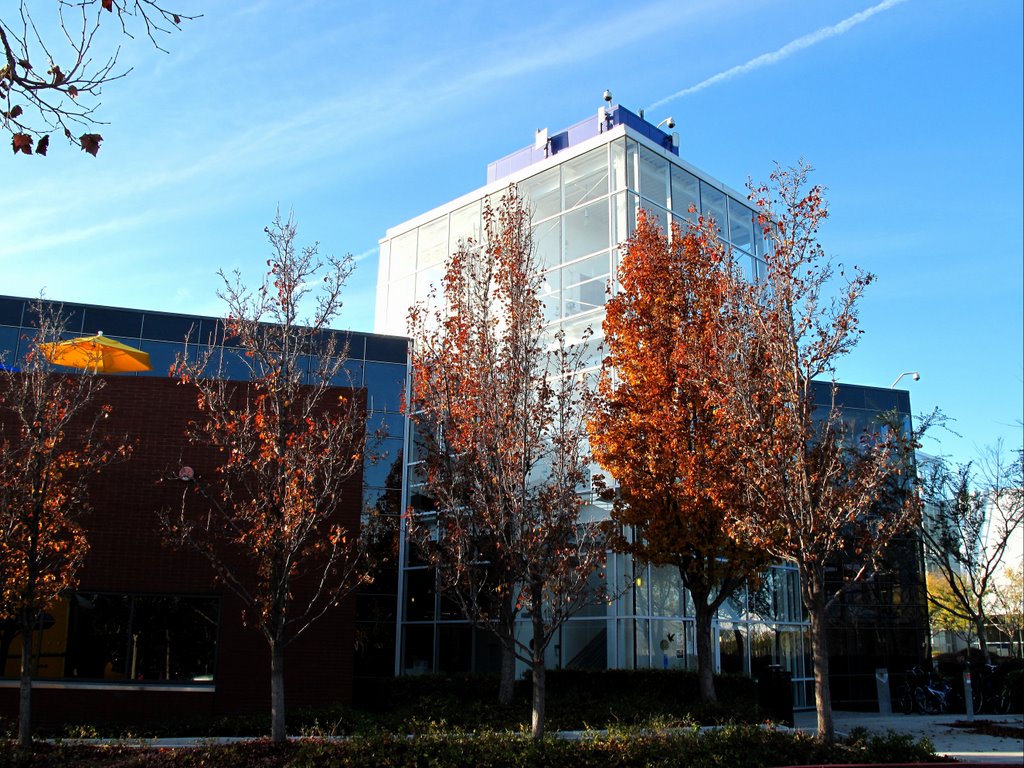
(598, 89, 613, 132)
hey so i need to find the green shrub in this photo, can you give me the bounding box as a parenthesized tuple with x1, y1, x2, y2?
(0, 727, 940, 767)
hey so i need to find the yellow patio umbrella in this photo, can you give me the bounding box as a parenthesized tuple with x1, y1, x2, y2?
(40, 332, 152, 373)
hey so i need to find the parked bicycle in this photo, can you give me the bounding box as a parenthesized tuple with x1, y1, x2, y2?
(895, 666, 952, 714)
(968, 663, 1012, 715)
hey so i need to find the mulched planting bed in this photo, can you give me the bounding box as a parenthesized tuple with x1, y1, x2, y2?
(949, 719, 1024, 739)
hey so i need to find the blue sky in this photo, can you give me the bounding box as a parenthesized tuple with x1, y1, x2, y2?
(1, 0, 1021, 466)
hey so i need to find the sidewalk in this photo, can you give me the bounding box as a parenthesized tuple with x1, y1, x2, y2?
(792, 709, 1024, 765)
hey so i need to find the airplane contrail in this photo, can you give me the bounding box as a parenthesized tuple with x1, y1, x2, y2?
(648, 0, 910, 111)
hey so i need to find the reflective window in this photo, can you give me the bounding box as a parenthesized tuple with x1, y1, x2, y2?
(671, 165, 700, 221)
(561, 619, 607, 669)
(533, 217, 561, 271)
(387, 276, 415, 328)
(364, 439, 403, 488)
(417, 217, 448, 271)
(0, 326, 22, 366)
(648, 566, 685, 617)
(624, 138, 639, 192)
(449, 201, 482, 250)
(0, 297, 25, 326)
(402, 623, 434, 674)
(141, 313, 198, 343)
(753, 219, 766, 258)
(562, 277, 605, 318)
(563, 147, 609, 210)
(369, 411, 406, 442)
(651, 619, 693, 670)
(138, 339, 185, 378)
(389, 231, 417, 279)
(519, 166, 561, 221)
(328, 359, 362, 388)
(562, 251, 610, 288)
(638, 147, 669, 209)
(610, 138, 627, 192)
(83, 307, 143, 339)
(206, 346, 251, 381)
(404, 569, 436, 622)
(559, 315, 602, 369)
(719, 622, 749, 674)
(728, 198, 754, 252)
(2, 593, 220, 683)
(363, 361, 406, 412)
(699, 181, 728, 234)
(415, 263, 445, 306)
(611, 192, 636, 247)
(538, 268, 561, 325)
(640, 204, 668, 234)
(563, 200, 609, 262)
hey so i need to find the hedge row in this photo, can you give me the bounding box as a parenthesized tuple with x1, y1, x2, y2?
(355, 668, 760, 731)
(1, 726, 939, 768)
(20, 669, 760, 739)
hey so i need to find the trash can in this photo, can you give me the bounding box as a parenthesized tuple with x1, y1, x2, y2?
(757, 664, 794, 727)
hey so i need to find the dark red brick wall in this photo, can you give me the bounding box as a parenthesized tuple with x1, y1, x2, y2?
(1, 375, 362, 726)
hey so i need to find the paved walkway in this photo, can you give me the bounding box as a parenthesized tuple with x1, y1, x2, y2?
(792, 709, 1024, 764)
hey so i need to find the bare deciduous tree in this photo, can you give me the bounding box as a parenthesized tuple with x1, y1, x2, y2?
(163, 214, 380, 744)
(0, 301, 129, 747)
(725, 164, 924, 743)
(1, 1, 196, 155)
(919, 443, 1024, 663)
(406, 188, 606, 740)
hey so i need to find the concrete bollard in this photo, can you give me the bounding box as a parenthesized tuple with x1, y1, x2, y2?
(963, 670, 974, 720)
(876, 668, 892, 715)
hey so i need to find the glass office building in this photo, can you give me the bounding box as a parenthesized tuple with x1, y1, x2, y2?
(376, 104, 810, 701)
(376, 104, 928, 708)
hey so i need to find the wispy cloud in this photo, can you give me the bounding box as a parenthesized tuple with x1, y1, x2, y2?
(648, 0, 909, 110)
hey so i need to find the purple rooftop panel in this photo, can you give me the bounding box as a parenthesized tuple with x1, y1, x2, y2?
(486, 105, 679, 184)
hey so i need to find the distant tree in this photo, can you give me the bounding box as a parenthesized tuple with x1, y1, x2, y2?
(0, 301, 128, 747)
(926, 571, 975, 651)
(406, 187, 606, 740)
(588, 209, 768, 704)
(989, 565, 1023, 658)
(918, 445, 1024, 663)
(1, 1, 197, 156)
(725, 164, 923, 743)
(163, 214, 378, 744)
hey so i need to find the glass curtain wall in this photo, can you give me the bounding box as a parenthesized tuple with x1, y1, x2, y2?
(384, 131, 810, 702)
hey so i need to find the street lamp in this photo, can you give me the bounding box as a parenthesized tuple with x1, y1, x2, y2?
(890, 371, 920, 389)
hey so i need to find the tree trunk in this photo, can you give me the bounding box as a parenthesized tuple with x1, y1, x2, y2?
(691, 587, 718, 704)
(975, 615, 991, 664)
(806, 575, 835, 743)
(497, 590, 516, 706)
(17, 615, 33, 748)
(498, 640, 516, 706)
(530, 582, 546, 740)
(270, 638, 286, 743)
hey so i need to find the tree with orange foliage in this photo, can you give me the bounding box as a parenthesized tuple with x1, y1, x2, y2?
(1, 1, 196, 156)
(163, 213, 377, 744)
(726, 164, 924, 742)
(406, 188, 605, 740)
(0, 301, 129, 747)
(588, 209, 768, 704)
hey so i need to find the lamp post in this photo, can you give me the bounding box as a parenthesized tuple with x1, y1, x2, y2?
(890, 371, 920, 389)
